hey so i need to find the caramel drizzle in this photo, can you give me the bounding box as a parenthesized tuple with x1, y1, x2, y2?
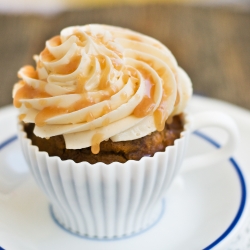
(54, 54, 81, 75)
(40, 48, 56, 62)
(86, 112, 95, 122)
(34, 95, 96, 126)
(97, 55, 109, 90)
(132, 56, 174, 131)
(153, 69, 173, 131)
(102, 103, 112, 115)
(13, 82, 51, 108)
(73, 31, 87, 46)
(24, 102, 33, 109)
(120, 92, 128, 101)
(102, 118, 110, 126)
(133, 68, 156, 118)
(18, 114, 26, 121)
(76, 73, 88, 93)
(35, 106, 67, 127)
(91, 133, 103, 154)
(15, 29, 175, 137)
(18, 66, 38, 79)
(48, 36, 62, 47)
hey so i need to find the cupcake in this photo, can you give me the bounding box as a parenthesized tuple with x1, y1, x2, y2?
(13, 24, 192, 238)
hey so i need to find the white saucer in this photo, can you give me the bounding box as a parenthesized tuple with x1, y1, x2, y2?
(0, 95, 250, 250)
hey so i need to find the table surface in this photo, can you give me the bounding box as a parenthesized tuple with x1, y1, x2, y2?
(0, 3, 250, 110)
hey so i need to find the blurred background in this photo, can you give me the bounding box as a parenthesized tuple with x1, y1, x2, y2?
(0, 0, 250, 109)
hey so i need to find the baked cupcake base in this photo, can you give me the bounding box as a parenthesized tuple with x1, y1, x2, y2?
(24, 115, 183, 164)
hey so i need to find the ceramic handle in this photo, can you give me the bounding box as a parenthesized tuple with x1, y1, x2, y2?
(180, 111, 240, 174)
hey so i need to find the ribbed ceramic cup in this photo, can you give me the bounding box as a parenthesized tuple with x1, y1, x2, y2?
(17, 111, 239, 238)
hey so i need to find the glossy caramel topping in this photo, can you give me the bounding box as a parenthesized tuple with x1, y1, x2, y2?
(13, 24, 192, 150)
(54, 54, 81, 75)
(102, 103, 112, 115)
(91, 133, 104, 154)
(73, 31, 87, 45)
(76, 74, 88, 93)
(133, 96, 155, 118)
(102, 118, 110, 126)
(41, 48, 56, 62)
(133, 69, 156, 117)
(120, 92, 128, 101)
(18, 66, 38, 79)
(86, 112, 95, 122)
(18, 114, 26, 121)
(35, 106, 68, 127)
(14, 83, 51, 108)
(24, 102, 33, 109)
(48, 36, 62, 47)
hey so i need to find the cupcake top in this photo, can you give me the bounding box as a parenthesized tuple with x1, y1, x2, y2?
(13, 24, 192, 153)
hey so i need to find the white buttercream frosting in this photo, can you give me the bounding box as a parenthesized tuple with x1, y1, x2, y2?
(13, 24, 192, 152)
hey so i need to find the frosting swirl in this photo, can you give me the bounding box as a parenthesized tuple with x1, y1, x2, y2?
(13, 24, 192, 153)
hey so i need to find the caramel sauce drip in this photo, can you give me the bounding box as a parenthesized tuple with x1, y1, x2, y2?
(71, 96, 95, 115)
(73, 31, 87, 46)
(72, 95, 95, 112)
(34, 95, 95, 126)
(86, 112, 95, 122)
(109, 85, 117, 95)
(54, 55, 81, 75)
(97, 55, 106, 67)
(14, 83, 51, 108)
(24, 102, 33, 108)
(35, 106, 68, 127)
(90, 84, 118, 105)
(154, 84, 172, 131)
(106, 43, 123, 58)
(91, 133, 104, 154)
(18, 114, 26, 121)
(111, 58, 123, 70)
(127, 67, 137, 78)
(76, 74, 88, 93)
(133, 69, 156, 117)
(97, 55, 109, 90)
(133, 96, 155, 117)
(102, 103, 112, 115)
(154, 96, 168, 131)
(156, 67, 166, 76)
(41, 48, 56, 62)
(102, 118, 110, 126)
(98, 91, 110, 102)
(129, 58, 174, 130)
(37, 60, 44, 69)
(120, 92, 127, 101)
(85, 30, 103, 45)
(18, 66, 38, 79)
(49, 36, 62, 47)
(38, 99, 48, 107)
(122, 73, 129, 84)
(134, 61, 173, 131)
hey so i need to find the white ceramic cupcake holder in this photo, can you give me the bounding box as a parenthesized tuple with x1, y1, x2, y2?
(18, 111, 239, 239)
